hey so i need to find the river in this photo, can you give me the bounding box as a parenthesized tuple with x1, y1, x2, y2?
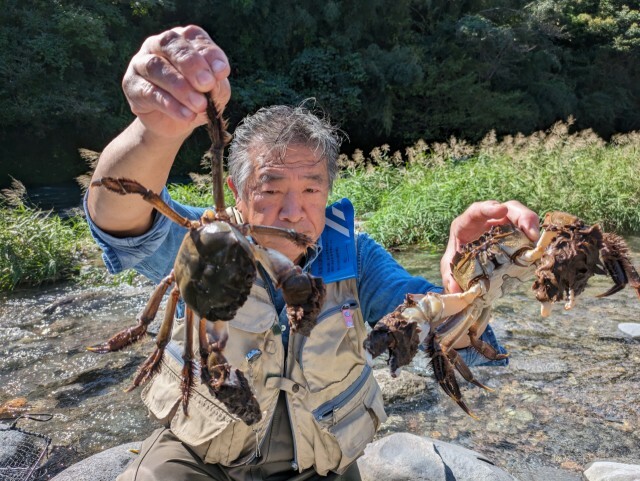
(0, 239, 638, 480)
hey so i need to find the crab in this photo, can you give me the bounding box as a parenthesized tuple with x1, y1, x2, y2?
(88, 96, 325, 426)
(365, 212, 640, 418)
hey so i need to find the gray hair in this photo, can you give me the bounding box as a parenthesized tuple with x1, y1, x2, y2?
(227, 102, 344, 199)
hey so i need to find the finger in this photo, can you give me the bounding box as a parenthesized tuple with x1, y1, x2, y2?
(180, 26, 231, 81)
(450, 201, 506, 244)
(441, 237, 462, 294)
(503, 200, 540, 241)
(474, 201, 509, 224)
(124, 74, 197, 122)
(129, 54, 208, 114)
(142, 27, 218, 91)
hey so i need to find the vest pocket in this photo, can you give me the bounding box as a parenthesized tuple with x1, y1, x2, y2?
(300, 300, 360, 392)
(141, 350, 238, 455)
(311, 366, 387, 473)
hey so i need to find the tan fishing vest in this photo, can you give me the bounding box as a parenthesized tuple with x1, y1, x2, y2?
(140, 236, 387, 475)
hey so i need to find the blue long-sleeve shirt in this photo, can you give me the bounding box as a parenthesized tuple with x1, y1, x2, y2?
(84, 189, 507, 368)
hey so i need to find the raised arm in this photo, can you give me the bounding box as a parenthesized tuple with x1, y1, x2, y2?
(87, 25, 231, 237)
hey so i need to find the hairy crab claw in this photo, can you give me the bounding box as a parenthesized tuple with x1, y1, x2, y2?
(365, 214, 640, 417)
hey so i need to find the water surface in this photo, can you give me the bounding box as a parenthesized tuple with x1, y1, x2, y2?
(1, 238, 638, 479)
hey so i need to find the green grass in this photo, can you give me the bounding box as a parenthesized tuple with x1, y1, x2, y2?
(332, 123, 640, 248)
(0, 203, 93, 290)
(167, 175, 235, 208)
(2, 122, 639, 290)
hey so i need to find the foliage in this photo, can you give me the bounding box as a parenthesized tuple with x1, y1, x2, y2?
(0, 182, 93, 290)
(335, 123, 640, 249)
(2, 0, 639, 187)
(3, 125, 640, 289)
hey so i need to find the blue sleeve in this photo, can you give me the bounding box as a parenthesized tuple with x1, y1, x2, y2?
(455, 325, 509, 367)
(356, 232, 507, 368)
(83, 188, 208, 283)
(356, 233, 442, 325)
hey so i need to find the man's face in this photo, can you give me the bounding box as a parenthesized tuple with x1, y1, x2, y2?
(230, 144, 330, 262)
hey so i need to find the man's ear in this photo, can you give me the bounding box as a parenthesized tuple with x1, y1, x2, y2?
(227, 177, 239, 202)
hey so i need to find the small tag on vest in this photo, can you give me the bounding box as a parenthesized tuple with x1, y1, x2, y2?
(341, 304, 354, 329)
(312, 198, 357, 283)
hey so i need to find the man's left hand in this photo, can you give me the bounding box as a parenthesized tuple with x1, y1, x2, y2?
(440, 200, 540, 293)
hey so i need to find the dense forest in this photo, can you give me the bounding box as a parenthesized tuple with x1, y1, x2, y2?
(1, 0, 638, 187)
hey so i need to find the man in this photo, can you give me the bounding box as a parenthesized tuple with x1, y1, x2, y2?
(86, 26, 539, 481)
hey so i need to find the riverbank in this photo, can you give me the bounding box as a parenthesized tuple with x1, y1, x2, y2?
(2, 124, 640, 291)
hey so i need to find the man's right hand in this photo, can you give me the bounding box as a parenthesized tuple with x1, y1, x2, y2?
(123, 25, 231, 139)
(88, 26, 231, 237)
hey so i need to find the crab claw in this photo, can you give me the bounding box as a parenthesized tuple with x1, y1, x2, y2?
(282, 271, 326, 337)
(251, 245, 326, 336)
(364, 308, 421, 376)
(427, 337, 479, 420)
(597, 232, 640, 300)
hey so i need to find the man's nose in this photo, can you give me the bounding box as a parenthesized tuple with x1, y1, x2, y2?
(279, 192, 304, 223)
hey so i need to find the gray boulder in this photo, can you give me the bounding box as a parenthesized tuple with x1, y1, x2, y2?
(50, 442, 140, 481)
(583, 461, 640, 481)
(50, 433, 520, 481)
(358, 432, 518, 481)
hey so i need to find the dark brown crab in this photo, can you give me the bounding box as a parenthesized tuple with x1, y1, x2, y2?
(365, 213, 640, 418)
(88, 96, 325, 425)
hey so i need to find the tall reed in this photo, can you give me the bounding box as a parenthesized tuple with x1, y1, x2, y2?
(332, 121, 640, 248)
(0, 181, 92, 290)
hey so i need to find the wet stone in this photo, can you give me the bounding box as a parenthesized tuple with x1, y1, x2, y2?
(50, 442, 140, 481)
(358, 432, 517, 481)
(374, 367, 428, 403)
(583, 461, 640, 481)
(617, 323, 640, 339)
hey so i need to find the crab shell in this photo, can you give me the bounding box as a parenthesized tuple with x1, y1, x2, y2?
(451, 224, 534, 291)
(174, 222, 257, 321)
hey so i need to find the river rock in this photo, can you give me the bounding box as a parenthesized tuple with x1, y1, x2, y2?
(358, 432, 517, 481)
(373, 368, 429, 402)
(617, 323, 640, 339)
(50, 442, 140, 481)
(583, 461, 640, 481)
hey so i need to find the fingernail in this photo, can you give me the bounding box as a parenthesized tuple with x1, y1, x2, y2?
(180, 106, 194, 119)
(197, 70, 214, 86)
(189, 92, 206, 110)
(211, 59, 226, 73)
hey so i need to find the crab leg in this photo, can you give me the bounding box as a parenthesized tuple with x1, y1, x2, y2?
(127, 285, 180, 391)
(88, 273, 175, 353)
(177, 308, 196, 413)
(514, 227, 565, 317)
(91, 178, 200, 230)
(448, 348, 493, 392)
(252, 244, 325, 336)
(237, 224, 315, 248)
(430, 303, 484, 354)
(599, 232, 640, 299)
(517, 228, 560, 264)
(201, 95, 231, 218)
(404, 281, 488, 343)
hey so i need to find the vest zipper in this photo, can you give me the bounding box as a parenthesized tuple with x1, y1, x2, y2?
(298, 300, 359, 370)
(312, 364, 372, 423)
